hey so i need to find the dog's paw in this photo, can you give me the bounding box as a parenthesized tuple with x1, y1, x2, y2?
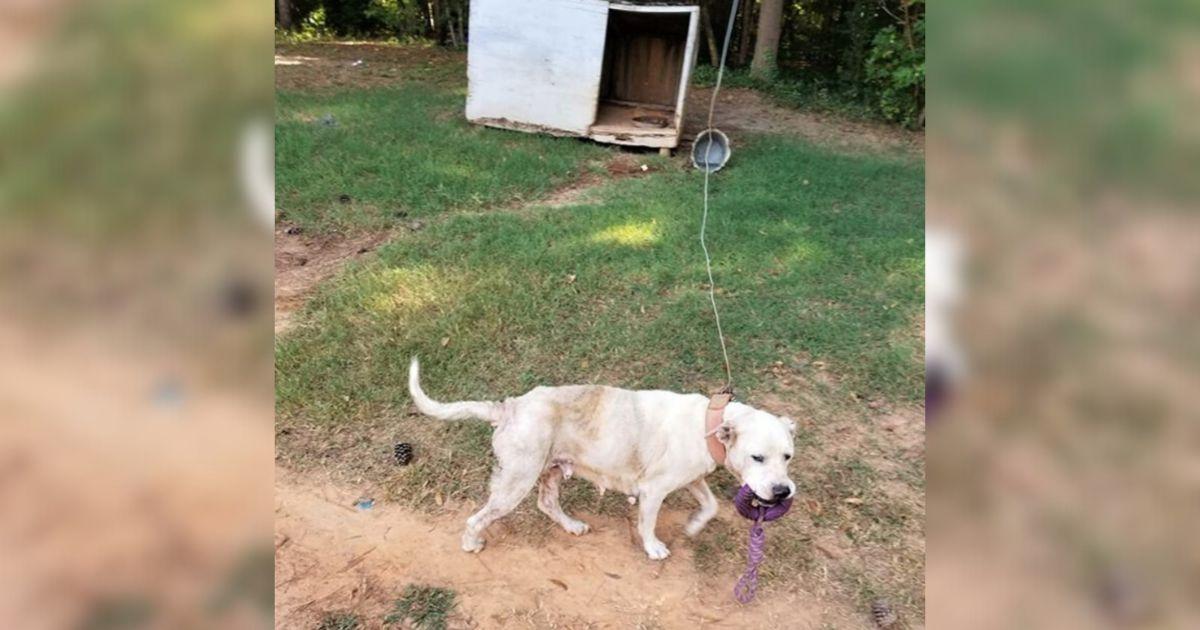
(563, 519, 590, 536)
(461, 533, 485, 553)
(643, 540, 670, 560)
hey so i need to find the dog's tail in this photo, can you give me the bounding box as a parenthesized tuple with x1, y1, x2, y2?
(408, 357, 503, 424)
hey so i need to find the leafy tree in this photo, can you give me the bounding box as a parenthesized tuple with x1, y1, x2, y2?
(866, 0, 925, 127)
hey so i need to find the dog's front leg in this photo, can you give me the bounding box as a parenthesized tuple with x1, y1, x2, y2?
(684, 479, 718, 537)
(636, 489, 670, 560)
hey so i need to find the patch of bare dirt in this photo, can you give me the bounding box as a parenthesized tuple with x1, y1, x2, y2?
(275, 43, 464, 92)
(274, 224, 395, 334)
(275, 466, 872, 629)
(537, 154, 662, 209)
(536, 173, 607, 209)
(685, 87, 923, 156)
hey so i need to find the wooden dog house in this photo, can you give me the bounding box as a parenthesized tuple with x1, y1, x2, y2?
(466, 0, 700, 151)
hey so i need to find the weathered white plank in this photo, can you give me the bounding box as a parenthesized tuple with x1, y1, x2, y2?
(467, 0, 609, 136)
(673, 8, 700, 135)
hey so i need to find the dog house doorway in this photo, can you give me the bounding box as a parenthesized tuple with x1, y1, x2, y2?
(591, 5, 696, 149)
(465, 0, 699, 151)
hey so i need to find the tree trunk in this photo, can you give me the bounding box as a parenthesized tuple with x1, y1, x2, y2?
(901, 0, 916, 51)
(750, 0, 782, 78)
(457, 4, 467, 46)
(735, 0, 756, 67)
(421, 1, 435, 37)
(276, 0, 292, 29)
(701, 1, 720, 66)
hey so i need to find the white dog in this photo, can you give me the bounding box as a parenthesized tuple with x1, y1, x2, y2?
(408, 358, 796, 560)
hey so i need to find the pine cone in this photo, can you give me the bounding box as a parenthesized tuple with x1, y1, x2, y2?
(393, 442, 414, 466)
(871, 600, 897, 628)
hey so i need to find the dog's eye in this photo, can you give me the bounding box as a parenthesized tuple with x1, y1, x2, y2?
(784, 454, 792, 461)
(751, 455, 764, 463)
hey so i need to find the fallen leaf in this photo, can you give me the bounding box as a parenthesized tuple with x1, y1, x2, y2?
(604, 572, 622, 579)
(565, 274, 577, 284)
(843, 497, 864, 505)
(440, 337, 450, 347)
(434, 492, 444, 506)
(548, 579, 568, 590)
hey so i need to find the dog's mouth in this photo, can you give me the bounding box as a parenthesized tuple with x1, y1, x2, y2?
(753, 494, 781, 506)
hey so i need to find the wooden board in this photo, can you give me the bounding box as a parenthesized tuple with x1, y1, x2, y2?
(466, 0, 610, 136)
(588, 101, 678, 148)
(600, 10, 690, 108)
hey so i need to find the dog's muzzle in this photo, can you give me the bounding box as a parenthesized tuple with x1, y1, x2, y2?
(755, 484, 793, 505)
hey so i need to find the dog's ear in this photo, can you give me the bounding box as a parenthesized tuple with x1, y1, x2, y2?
(779, 416, 796, 435)
(715, 421, 736, 446)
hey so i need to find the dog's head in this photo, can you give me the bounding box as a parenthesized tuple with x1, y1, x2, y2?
(715, 404, 797, 504)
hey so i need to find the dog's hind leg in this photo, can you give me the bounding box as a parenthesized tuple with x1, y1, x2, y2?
(537, 466, 590, 536)
(683, 479, 718, 537)
(462, 462, 540, 553)
(462, 418, 548, 553)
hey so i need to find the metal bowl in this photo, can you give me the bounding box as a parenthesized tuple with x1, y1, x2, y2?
(692, 129, 731, 173)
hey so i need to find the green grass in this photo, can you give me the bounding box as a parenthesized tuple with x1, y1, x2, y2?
(276, 133, 923, 419)
(384, 585, 457, 630)
(276, 86, 608, 233)
(316, 612, 362, 630)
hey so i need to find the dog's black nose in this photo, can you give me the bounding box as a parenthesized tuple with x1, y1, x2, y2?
(772, 484, 791, 500)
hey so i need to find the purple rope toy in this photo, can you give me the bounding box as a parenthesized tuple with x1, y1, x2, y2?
(732, 484, 793, 603)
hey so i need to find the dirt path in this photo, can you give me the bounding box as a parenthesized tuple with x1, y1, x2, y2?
(684, 87, 922, 156)
(275, 466, 869, 629)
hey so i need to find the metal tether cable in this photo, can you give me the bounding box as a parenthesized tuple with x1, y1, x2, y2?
(700, 0, 741, 390)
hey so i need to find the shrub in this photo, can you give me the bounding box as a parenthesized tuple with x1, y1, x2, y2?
(866, 17, 925, 128)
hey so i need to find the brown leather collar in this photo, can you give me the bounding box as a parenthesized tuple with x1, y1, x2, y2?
(705, 390, 734, 466)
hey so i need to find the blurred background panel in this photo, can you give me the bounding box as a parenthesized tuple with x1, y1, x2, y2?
(928, 0, 1200, 627)
(0, 0, 273, 628)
